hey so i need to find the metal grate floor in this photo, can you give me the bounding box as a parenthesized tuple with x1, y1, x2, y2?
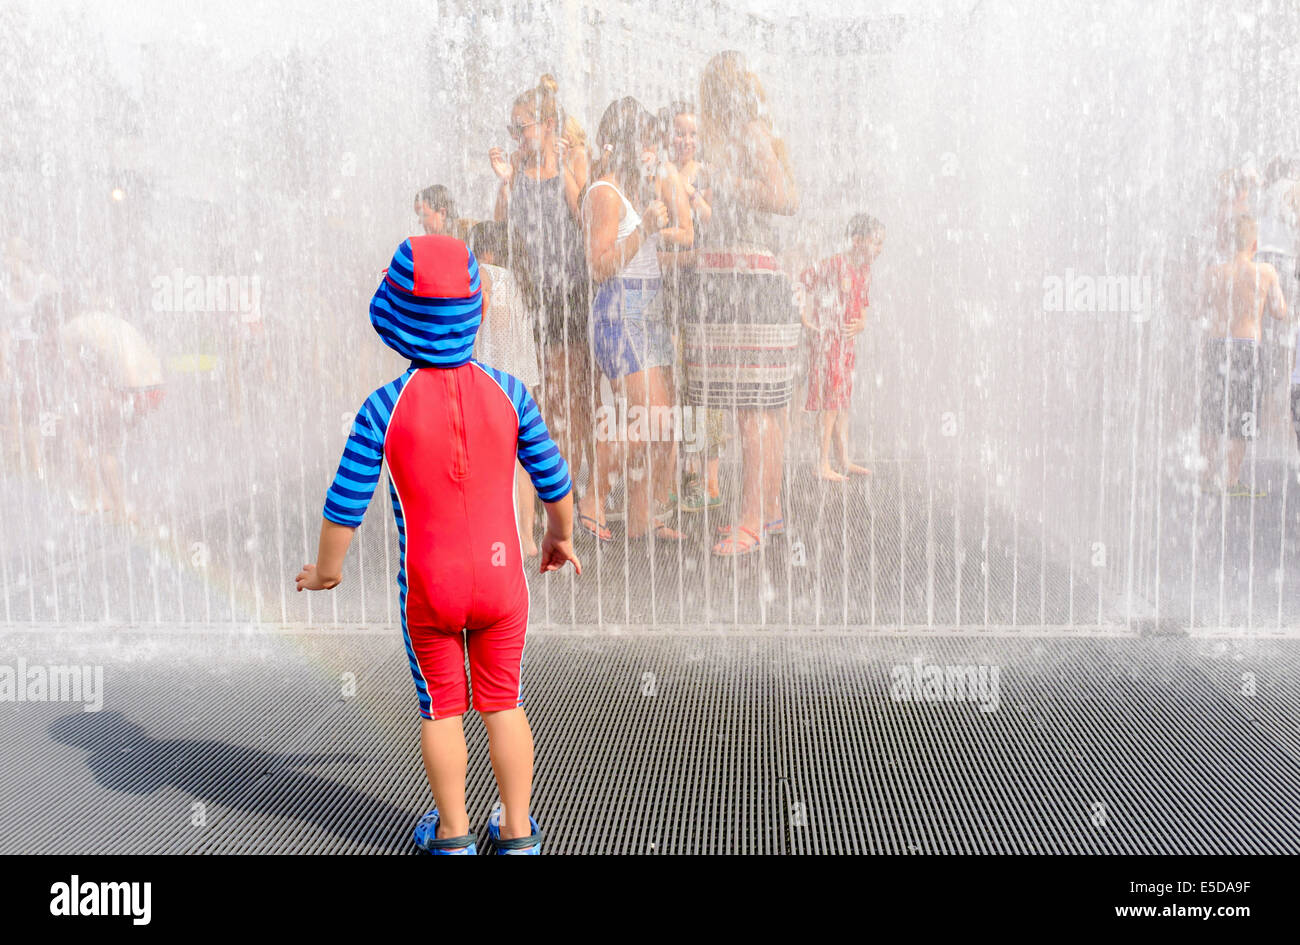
(2, 629, 1298, 854)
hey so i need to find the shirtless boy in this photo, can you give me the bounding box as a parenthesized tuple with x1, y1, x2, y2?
(1200, 214, 1289, 494)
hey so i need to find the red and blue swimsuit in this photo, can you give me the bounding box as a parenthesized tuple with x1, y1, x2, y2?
(322, 236, 571, 719)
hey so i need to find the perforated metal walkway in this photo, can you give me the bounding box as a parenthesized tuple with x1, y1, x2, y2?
(2, 628, 1298, 854)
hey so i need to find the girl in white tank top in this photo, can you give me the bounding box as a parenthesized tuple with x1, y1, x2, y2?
(581, 180, 661, 280)
(579, 96, 689, 542)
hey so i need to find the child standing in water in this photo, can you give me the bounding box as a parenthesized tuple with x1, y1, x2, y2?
(803, 214, 885, 481)
(295, 235, 580, 854)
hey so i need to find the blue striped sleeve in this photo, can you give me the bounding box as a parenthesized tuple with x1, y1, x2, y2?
(515, 384, 572, 502)
(322, 376, 407, 527)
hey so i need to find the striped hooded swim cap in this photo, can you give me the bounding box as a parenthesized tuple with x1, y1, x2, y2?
(370, 235, 482, 367)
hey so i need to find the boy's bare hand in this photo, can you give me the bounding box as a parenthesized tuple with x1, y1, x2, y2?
(295, 563, 339, 592)
(539, 534, 582, 575)
(846, 318, 865, 337)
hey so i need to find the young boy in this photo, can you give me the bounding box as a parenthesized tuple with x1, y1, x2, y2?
(802, 214, 885, 481)
(295, 235, 581, 855)
(414, 185, 457, 236)
(1198, 214, 1288, 495)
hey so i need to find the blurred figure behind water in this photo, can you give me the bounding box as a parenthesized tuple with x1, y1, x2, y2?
(680, 50, 799, 556)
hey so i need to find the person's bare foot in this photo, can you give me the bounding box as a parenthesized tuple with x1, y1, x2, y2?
(576, 493, 600, 523)
(817, 465, 846, 482)
(844, 462, 872, 477)
(578, 513, 612, 542)
(629, 522, 686, 541)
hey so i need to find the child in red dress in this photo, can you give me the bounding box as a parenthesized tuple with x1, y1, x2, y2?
(802, 214, 885, 481)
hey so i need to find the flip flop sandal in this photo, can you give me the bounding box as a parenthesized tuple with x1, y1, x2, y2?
(712, 525, 761, 557)
(631, 516, 688, 541)
(650, 521, 687, 541)
(578, 514, 613, 542)
(717, 519, 784, 536)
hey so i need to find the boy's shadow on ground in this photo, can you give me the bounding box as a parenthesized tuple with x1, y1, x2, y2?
(49, 711, 417, 853)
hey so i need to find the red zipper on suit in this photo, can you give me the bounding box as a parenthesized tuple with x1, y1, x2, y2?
(444, 368, 469, 480)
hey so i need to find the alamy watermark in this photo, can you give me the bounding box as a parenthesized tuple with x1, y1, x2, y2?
(1043, 269, 1152, 321)
(593, 399, 704, 448)
(50, 876, 150, 925)
(0, 659, 103, 711)
(151, 267, 261, 314)
(890, 657, 1001, 713)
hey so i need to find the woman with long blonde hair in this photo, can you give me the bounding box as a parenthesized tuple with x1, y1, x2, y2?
(682, 51, 799, 556)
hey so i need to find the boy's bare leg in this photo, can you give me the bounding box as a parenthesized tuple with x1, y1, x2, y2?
(481, 707, 535, 839)
(420, 716, 469, 838)
(818, 410, 844, 481)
